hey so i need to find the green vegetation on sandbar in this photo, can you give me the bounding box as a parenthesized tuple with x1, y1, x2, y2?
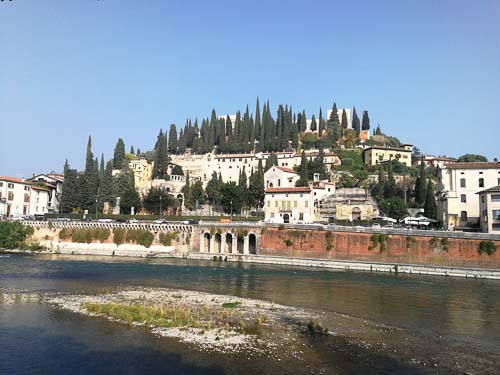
(221, 302, 241, 308)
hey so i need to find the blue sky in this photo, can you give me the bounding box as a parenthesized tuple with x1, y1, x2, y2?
(1, 0, 499, 177)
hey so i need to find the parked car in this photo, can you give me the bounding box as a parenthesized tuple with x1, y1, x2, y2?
(371, 223, 381, 228)
(127, 218, 139, 224)
(55, 217, 71, 222)
(97, 218, 114, 223)
(153, 219, 167, 224)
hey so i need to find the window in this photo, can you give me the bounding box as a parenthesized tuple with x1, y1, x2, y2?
(461, 194, 466, 203)
(492, 195, 500, 203)
(299, 213, 304, 221)
(274, 201, 278, 208)
(492, 224, 500, 231)
(305, 201, 309, 208)
(24, 186, 30, 191)
(267, 201, 270, 208)
(498, 178, 500, 186)
(460, 179, 466, 188)
(479, 178, 484, 188)
(287, 201, 291, 209)
(294, 201, 298, 208)
(460, 211, 468, 221)
(8, 183, 14, 189)
(492, 210, 500, 220)
(8, 192, 14, 201)
(0, 182, 2, 187)
(278, 179, 281, 187)
(24, 194, 30, 203)
(23, 206, 28, 215)
(482, 196, 485, 203)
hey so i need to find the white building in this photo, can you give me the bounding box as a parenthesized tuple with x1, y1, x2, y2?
(0, 176, 51, 218)
(478, 186, 500, 233)
(28, 173, 64, 213)
(437, 162, 500, 229)
(264, 187, 314, 224)
(264, 166, 299, 189)
(412, 155, 456, 169)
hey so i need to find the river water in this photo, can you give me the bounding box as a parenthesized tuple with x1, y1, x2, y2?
(0, 254, 499, 374)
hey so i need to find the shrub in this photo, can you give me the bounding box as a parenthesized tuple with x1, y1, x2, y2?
(405, 236, 416, 249)
(126, 229, 141, 243)
(284, 239, 293, 247)
(71, 228, 93, 243)
(325, 231, 334, 251)
(440, 238, 449, 252)
(159, 232, 178, 246)
(58, 228, 72, 240)
(479, 241, 497, 256)
(138, 231, 154, 248)
(25, 226, 35, 236)
(113, 229, 126, 246)
(369, 234, 388, 252)
(0, 221, 28, 249)
(278, 224, 285, 231)
(48, 221, 53, 229)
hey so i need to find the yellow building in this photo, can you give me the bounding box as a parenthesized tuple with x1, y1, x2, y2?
(129, 158, 153, 189)
(362, 144, 412, 166)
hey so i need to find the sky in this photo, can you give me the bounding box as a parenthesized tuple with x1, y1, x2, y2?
(1, 0, 499, 177)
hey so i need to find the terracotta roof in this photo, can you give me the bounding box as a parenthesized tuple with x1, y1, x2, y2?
(363, 146, 412, 152)
(0, 176, 30, 185)
(275, 166, 297, 174)
(444, 162, 500, 170)
(266, 187, 311, 193)
(32, 185, 50, 192)
(477, 185, 500, 194)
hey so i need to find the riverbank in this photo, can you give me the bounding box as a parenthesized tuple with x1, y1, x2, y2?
(189, 252, 500, 280)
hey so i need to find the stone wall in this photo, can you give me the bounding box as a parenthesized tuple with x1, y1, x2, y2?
(259, 227, 500, 267)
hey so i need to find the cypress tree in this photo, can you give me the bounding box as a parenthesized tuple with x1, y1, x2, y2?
(318, 107, 324, 137)
(310, 114, 317, 132)
(352, 107, 360, 133)
(265, 153, 278, 172)
(415, 158, 427, 206)
(136, 148, 141, 157)
(296, 151, 309, 187)
(424, 180, 437, 219)
(254, 97, 261, 151)
(238, 166, 249, 210)
(113, 138, 125, 169)
(100, 160, 114, 207)
(300, 110, 307, 132)
(384, 164, 397, 198)
(168, 124, 178, 154)
(182, 172, 194, 210)
(153, 129, 168, 179)
(329, 102, 339, 124)
(60, 160, 79, 213)
(362, 111, 370, 130)
(130, 145, 135, 155)
(83, 136, 99, 209)
(341, 109, 348, 130)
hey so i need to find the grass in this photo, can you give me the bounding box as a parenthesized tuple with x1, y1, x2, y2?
(221, 302, 241, 308)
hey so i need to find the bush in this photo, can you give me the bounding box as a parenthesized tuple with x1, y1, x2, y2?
(25, 226, 35, 236)
(113, 229, 126, 246)
(126, 229, 141, 243)
(284, 239, 293, 247)
(159, 232, 178, 246)
(369, 234, 388, 252)
(72, 228, 93, 243)
(138, 231, 154, 248)
(406, 236, 416, 249)
(0, 221, 28, 249)
(479, 241, 497, 256)
(59, 228, 72, 240)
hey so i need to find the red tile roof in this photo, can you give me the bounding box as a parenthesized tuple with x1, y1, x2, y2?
(266, 187, 311, 193)
(275, 166, 297, 174)
(32, 185, 50, 192)
(0, 176, 30, 185)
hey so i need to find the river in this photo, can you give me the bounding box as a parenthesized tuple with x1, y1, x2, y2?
(0, 254, 499, 374)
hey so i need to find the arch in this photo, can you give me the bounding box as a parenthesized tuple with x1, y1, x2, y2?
(283, 213, 290, 224)
(237, 236, 244, 254)
(214, 233, 222, 253)
(351, 207, 362, 221)
(203, 232, 211, 252)
(225, 233, 233, 253)
(248, 233, 257, 254)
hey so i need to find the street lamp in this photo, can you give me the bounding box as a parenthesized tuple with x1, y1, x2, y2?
(159, 195, 163, 219)
(95, 197, 98, 220)
(230, 199, 233, 222)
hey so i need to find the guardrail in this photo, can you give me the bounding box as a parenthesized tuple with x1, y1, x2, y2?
(198, 221, 500, 241)
(21, 220, 193, 233)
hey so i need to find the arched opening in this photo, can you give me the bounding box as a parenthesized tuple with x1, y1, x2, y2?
(283, 213, 290, 223)
(248, 233, 257, 254)
(203, 232, 211, 252)
(237, 236, 244, 254)
(460, 211, 468, 223)
(214, 233, 222, 253)
(225, 233, 233, 253)
(351, 207, 361, 221)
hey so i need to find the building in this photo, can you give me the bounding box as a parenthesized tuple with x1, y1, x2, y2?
(264, 187, 313, 224)
(316, 188, 378, 222)
(437, 162, 500, 229)
(478, 186, 500, 233)
(170, 150, 341, 185)
(0, 176, 51, 217)
(264, 166, 299, 189)
(129, 158, 153, 190)
(412, 155, 457, 169)
(27, 173, 64, 213)
(362, 144, 413, 166)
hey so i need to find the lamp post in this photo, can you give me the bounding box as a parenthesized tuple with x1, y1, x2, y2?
(95, 197, 98, 220)
(230, 199, 233, 222)
(159, 195, 163, 219)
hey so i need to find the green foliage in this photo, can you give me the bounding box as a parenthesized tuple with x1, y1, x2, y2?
(138, 231, 154, 248)
(0, 221, 28, 249)
(221, 302, 241, 308)
(478, 241, 497, 256)
(171, 165, 184, 176)
(113, 228, 126, 246)
(441, 238, 449, 252)
(113, 138, 126, 169)
(72, 228, 94, 243)
(125, 229, 154, 247)
(325, 231, 334, 251)
(424, 180, 437, 219)
(379, 197, 408, 219)
(58, 228, 72, 240)
(369, 234, 388, 252)
(457, 154, 488, 163)
(25, 226, 35, 236)
(405, 236, 417, 249)
(284, 239, 293, 247)
(159, 232, 178, 246)
(142, 187, 177, 215)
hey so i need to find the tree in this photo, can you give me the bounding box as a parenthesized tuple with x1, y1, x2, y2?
(142, 187, 174, 215)
(415, 158, 427, 206)
(384, 164, 397, 198)
(353, 169, 369, 187)
(206, 171, 222, 207)
(220, 181, 242, 214)
(380, 197, 408, 219)
(168, 124, 178, 154)
(248, 162, 265, 210)
(352, 107, 360, 134)
(191, 180, 205, 206)
(310, 114, 317, 132)
(238, 167, 249, 210)
(113, 138, 126, 169)
(375, 124, 382, 135)
(456, 154, 488, 163)
(301, 132, 318, 150)
(341, 109, 349, 130)
(296, 151, 309, 187)
(100, 160, 114, 207)
(265, 153, 278, 172)
(130, 145, 135, 155)
(83, 136, 99, 210)
(171, 165, 184, 175)
(182, 172, 194, 210)
(0, 221, 28, 249)
(153, 129, 169, 179)
(60, 160, 79, 213)
(424, 180, 437, 219)
(362, 111, 370, 130)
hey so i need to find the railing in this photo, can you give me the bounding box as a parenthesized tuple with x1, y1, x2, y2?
(21, 220, 193, 233)
(198, 221, 500, 240)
